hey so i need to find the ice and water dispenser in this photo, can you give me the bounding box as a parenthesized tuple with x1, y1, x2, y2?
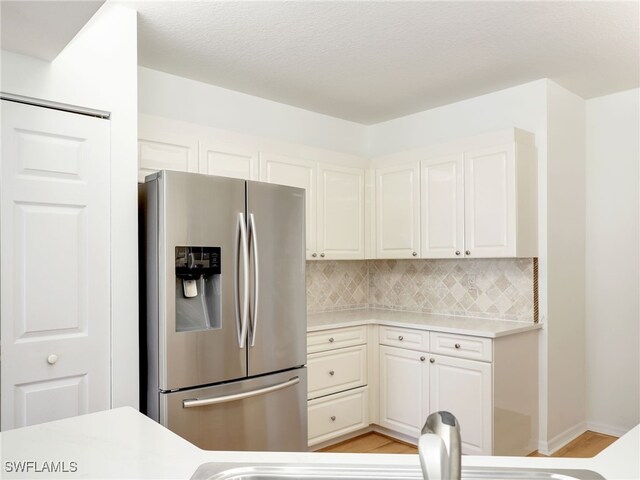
(174, 246, 222, 332)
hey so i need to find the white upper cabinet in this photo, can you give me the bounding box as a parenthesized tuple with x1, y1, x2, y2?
(463, 140, 537, 258)
(375, 163, 421, 258)
(420, 154, 464, 259)
(259, 152, 318, 259)
(260, 153, 365, 260)
(199, 140, 259, 180)
(318, 164, 365, 259)
(138, 128, 199, 183)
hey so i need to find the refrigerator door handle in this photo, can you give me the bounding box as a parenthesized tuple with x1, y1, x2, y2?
(235, 212, 250, 348)
(182, 376, 300, 408)
(248, 213, 260, 347)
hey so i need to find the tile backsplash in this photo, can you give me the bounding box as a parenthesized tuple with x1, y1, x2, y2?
(306, 258, 535, 322)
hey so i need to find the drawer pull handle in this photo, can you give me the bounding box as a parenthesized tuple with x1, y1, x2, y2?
(329, 370, 335, 376)
(330, 416, 336, 421)
(420, 356, 426, 362)
(328, 337, 335, 343)
(430, 358, 435, 363)
(454, 343, 461, 349)
(398, 335, 404, 341)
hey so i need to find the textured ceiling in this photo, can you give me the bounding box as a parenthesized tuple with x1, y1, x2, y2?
(1, 1, 104, 61)
(132, 1, 640, 124)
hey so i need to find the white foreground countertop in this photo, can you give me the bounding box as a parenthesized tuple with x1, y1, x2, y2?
(307, 308, 542, 338)
(1, 407, 637, 479)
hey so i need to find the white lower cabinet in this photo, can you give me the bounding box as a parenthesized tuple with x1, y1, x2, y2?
(307, 327, 369, 447)
(378, 345, 429, 438)
(429, 354, 492, 455)
(308, 324, 538, 455)
(308, 387, 369, 447)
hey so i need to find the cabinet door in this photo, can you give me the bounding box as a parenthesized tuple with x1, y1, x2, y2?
(378, 345, 429, 438)
(259, 153, 317, 259)
(138, 128, 199, 183)
(1, 101, 110, 429)
(199, 140, 259, 180)
(464, 145, 516, 257)
(429, 354, 492, 455)
(375, 163, 421, 258)
(318, 164, 365, 259)
(421, 154, 464, 259)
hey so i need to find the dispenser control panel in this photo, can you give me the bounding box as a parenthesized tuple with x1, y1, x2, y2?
(175, 246, 221, 279)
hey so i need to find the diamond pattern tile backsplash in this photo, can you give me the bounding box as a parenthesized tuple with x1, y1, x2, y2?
(306, 259, 535, 322)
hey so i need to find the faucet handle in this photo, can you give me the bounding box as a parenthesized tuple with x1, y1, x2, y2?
(420, 411, 461, 480)
(418, 434, 448, 480)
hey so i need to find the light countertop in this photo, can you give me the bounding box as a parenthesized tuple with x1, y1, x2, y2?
(1, 407, 637, 479)
(307, 308, 542, 338)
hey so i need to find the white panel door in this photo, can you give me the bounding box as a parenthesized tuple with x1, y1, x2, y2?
(318, 164, 364, 259)
(199, 140, 259, 180)
(375, 163, 421, 258)
(1, 100, 110, 430)
(378, 345, 429, 438)
(421, 154, 464, 259)
(464, 145, 516, 257)
(138, 127, 199, 183)
(259, 152, 317, 259)
(429, 354, 492, 455)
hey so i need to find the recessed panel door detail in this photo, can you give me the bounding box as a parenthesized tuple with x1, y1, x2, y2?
(138, 127, 199, 182)
(199, 140, 259, 180)
(375, 163, 421, 258)
(464, 145, 516, 257)
(1, 100, 110, 430)
(421, 154, 464, 258)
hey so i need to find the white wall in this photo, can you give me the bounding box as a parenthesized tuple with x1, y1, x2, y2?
(543, 82, 587, 451)
(366, 80, 548, 157)
(585, 89, 640, 436)
(138, 67, 368, 157)
(1, 3, 139, 409)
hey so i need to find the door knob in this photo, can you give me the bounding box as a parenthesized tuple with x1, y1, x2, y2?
(329, 370, 335, 376)
(398, 335, 404, 341)
(455, 250, 461, 256)
(47, 354, 58, 365)
(312, 253, 317, 258)
(454, 343, 461, 349)
(320, 253, 325, 258)
(420, 356, 426, 362)
(465, 250, 471, 256)
(330, 416, 336, 421)
(429, 358, 435, 363)
(412, 251, 418, 257)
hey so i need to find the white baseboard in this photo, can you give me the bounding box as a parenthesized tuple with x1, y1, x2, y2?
(586, 421, 632, 438)
(538, 421, 587, 455)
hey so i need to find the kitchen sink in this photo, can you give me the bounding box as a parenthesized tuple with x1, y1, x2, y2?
(191, 463, 606, 480)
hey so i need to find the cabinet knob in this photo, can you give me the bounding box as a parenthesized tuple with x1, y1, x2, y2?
(412, 251, 418, 257)
(329, 370, 335, 376)
(454, 343, 461, 349)
(330, 416, 336, 421)
(429, 358, 435, 363)
(455, 250, 461, 256)
(398, 335, 404, 341)
(320, 253, 325, 258)
(465, 250, 471, 256)
(420, 356, 426, 362)
(312, 253, 317, 258)
(47, 354, 58, 365)
(328, 337, 335, 343)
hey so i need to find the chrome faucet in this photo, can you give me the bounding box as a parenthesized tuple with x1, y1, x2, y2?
(418, 411, 461, 480)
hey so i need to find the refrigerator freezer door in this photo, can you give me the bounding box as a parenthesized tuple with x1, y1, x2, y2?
(158, 171, 247, 390)
(161, 368, 307, 451)
(246, 181, 307, 377)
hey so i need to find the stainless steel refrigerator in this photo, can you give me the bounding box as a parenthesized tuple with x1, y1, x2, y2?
(139, 170, 307, 451)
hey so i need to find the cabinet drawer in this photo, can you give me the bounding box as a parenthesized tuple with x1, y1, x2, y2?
(379, 325, 429, 351)
(307, 326, 367, 354)
(308, 345, 367, 399)
(308, 387, 368, 446)
(430, 332, 492, 362)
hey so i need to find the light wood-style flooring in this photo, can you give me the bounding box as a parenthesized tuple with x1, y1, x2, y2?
(319, 431, 618, 457)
